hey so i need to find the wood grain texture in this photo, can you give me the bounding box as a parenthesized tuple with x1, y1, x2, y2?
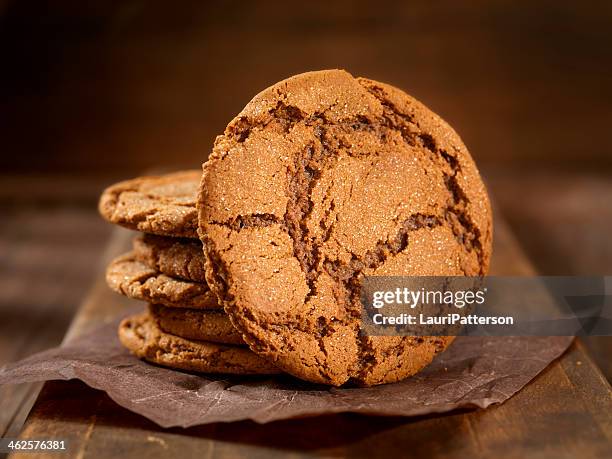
(8, 212, 612, 459)
(0, 208, 111, 440)
(490, 169, 612, 381)
(1, 1, 611, 175)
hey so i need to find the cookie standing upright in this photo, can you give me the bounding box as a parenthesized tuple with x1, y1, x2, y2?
(198, 70, 493, 386)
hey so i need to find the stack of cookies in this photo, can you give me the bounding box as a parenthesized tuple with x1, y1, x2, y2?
(99, 170, 280, 375)
(100, 70, 493, 387)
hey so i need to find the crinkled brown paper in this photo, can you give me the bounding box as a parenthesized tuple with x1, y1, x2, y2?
(0, 309, 572, 428)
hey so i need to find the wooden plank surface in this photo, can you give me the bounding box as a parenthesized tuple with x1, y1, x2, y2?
(489, 169, 612, 380)
(8, 214, 612, 459)
(0, 208, 111, 441)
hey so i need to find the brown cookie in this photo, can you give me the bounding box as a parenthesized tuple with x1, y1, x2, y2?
(106, 252, 219, 309)
(133, 234, 207, 283)
(148, 304, 245, 345)
(118, 312, 280, 375)
(99, 170, 200, 238)
(198, 70, 492, 386)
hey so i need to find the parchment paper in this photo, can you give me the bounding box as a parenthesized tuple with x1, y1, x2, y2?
(0, 309, 573, 428)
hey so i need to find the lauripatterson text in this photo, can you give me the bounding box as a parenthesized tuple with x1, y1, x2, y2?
(371, 313, 514, 326)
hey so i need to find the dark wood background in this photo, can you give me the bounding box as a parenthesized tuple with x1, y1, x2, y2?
(0, 0, 611, 451)
(1, 0, 611, 174)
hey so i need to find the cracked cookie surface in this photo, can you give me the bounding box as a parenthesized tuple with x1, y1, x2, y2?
(198, 70, 492, 386)
(119, 312, 280, 374)
(99, 170, 200, 238)
(149, 303, 245, 345)
(106, 252, 219, 309)
(133, 234, 207, 283)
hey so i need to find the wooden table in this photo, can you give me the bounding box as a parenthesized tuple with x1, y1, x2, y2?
(0, 174, 609, 458)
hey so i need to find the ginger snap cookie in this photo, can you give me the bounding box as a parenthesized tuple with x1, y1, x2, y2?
(148, 304, 244, 345)
(106, 253, 219, 309)
(119, 313, 280, 375)
(99, 170, 200, 238)
(198, 70, 492, 386)
(133, 234, 207, 283)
